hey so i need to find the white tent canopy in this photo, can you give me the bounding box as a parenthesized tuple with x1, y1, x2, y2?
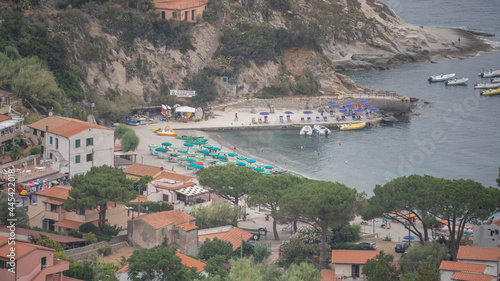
(175, 106, 196, 113)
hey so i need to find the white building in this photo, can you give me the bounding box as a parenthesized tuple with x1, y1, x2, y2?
(28, 116, 114, 178)
(473, 219, 500, 248)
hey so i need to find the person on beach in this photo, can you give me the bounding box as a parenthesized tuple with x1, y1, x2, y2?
(235, 113, 238, 121)
(233, 144, 237, 152)
(458, 37, 460, 45)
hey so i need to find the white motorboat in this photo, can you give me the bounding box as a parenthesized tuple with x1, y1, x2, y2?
(428, 73, 455, 82)
(313, 125, 331, 135)
(474, 82, 500, 89)
(491, 78, 500, 83)
(478, 69, 500, 78)
(299, 126, 313, 136)
(445, 77, 468, 86)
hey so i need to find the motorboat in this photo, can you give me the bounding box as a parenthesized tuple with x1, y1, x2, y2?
(445, 77, 468, 86)
(156, 126, 178, 136)
(339, 122, 366, 131)
(480, 88, 500, 96)
(473, 83, 500, 89)
(491, 78, 500, 83)
(478, 69, 500, 78)
(313, 125, 331, 135)
(124, 118, 140, 126)
(299, 126, 313, 136)
(428, 73, 455, 82)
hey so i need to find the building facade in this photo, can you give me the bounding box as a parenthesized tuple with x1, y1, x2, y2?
(153, 0, 207, 22)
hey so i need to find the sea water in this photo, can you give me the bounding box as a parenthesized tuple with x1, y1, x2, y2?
(216, 0, 500, 195)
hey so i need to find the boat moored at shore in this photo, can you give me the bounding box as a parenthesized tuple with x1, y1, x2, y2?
(313, 125, 331, 135)
(474, 82, 500, 89)
(339, 122, 366, 131)
(478, 69, 500, 78)
(445, 77, 468, 86)
(480, 88, 500, 96)
(300, 126, 313, 136)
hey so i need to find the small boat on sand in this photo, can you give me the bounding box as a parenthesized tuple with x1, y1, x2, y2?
(428, 73, 455, 82)
(480, 88, 500, 96)
(313, 125, 331, 135)
(339, 122, 366, 131)
(124, 118, 140, 126)
(474, 83, 500, 89)
(445, 77, 468, 86)
(478, 69, 500, 78)
(299, 126, 313, 136)
(156, 126, 178, 136)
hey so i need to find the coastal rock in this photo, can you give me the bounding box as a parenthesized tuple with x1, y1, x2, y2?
(382, 116, 398, 123)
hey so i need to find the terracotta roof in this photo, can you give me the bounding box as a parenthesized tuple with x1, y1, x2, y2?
(177, 222, 198, 231)
(0, 114, 11, 122)
(114, 144, 122, 151)
(201, 227, 254, 251)
(0, 234, 54, 259)
(176, 253, 206, 273)
(123, 163, 163, 178)
(135, 210, 196, 230)
(62, 276, 85, 281)
(321, 269, 340, 281)
(44, 198, 65, 206)
(457, 246, 500, 262)
(116, 265, 129, 274)
(53, 220, 99, 230)
(451, 272, 495, 281)
(34, 185, 71, 200)
(0, 225, 87, 244)
(491, 219, 500, 227)
(331, 250, 380, 264)
(154, 171, 196, 182)
(439, 261, 487, 273)
(153, 181, 196, 191)
(28, 116, 112, 138)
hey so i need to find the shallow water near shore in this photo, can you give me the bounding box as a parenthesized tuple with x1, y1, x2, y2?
(216, 0, 500, 196)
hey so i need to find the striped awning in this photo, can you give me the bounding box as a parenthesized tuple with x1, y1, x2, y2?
(176, 185, 208, 197)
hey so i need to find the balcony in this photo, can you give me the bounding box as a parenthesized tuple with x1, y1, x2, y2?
(155, 0, 207, 10)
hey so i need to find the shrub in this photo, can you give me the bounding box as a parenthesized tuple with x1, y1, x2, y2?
(384, 236, 392, 242)
(79, 222, 100, 234)
(97, 245, 112, 256)
(266, 0, 292, 11)
(253, 242, 269, 263)
(29, 147, 42, 155)
(82, 232, 98, 244)
(278, 236, 318, 267)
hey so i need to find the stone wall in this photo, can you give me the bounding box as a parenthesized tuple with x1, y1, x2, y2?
(64, 235, 129, 261)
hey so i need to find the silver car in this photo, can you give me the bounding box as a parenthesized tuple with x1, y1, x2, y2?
(357, 241, 377, 249)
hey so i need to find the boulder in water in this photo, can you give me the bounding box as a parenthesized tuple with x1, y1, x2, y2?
(382, 116, 398, 123)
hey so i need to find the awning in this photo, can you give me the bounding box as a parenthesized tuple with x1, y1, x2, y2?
(53, 219, 85, 230)
(176, 185, 208, 197)
(175, 106, 196, 113)
(44, 198, 64, 206)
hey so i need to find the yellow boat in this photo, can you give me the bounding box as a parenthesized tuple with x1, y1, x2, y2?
(156, 126, 177, 136)
(339, 122, 366, 131)
(480, 88, 500, 96)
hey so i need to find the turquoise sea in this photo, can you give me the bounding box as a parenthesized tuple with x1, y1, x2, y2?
(216, 0, 500, 196)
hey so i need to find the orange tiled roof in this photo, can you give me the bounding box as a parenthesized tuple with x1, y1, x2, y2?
(44, 198, 65, 206)
(154, 171, 196, 182)
(0, 234, 54, 259)
(223, 227, 254, 251)
(321, 269, 340, 281)
(177, 222, 198, 231)
(135, 209, 197, 230)
(123, 163, 163, 178)
(153, 181, 196, 191)
(53, 220, 99, 230)
(457, 246, 500, 262)
(116, 265, 129, 274)
(28, 116, 112, 138)
(176, 253, 206, 273)
(439, 261, 487, 273)
(114, 144, 122, 151)
(331, 250, 380, 264)
(34, 185, 71, 200)
(0, 114, 11, 122)
(451, 271, 495, 281)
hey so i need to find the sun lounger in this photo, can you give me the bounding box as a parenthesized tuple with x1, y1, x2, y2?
(258, 117, 262, 124)
(301, 117, 305, 122)
(316, 116, 320, 121)
(252, 117, 257, 124)
(287, 115, 291, 122)
(330, 110, 334, 116)
(264, 116, 269, 123)
(323, 116, 328, 121)
(307, 116, 312, 121)
(279, 116, 284, 123)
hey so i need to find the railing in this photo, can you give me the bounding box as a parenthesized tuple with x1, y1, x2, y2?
(158, 0, 207, 10)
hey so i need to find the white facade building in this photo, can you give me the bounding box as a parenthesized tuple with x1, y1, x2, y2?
(28, 116, 114, 178)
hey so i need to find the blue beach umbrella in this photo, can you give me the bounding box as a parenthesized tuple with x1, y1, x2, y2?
(228, 153, 238, 157)
(339, 109, 348, 113)
(370, 108, 379, 111)
(262, 171, 273, 175)
(155, 147, 166, 152)
(363, 104, 372, 108)
(236, 162, 246, 167)
(354, 109, 364, 112)
(246, 159, 256, 163)
(170, 145, 179, 150)
(195, 154, 204, 159)
(215, 161, 226, 166)
(195, 141, 205, 145)
(200, 149, 210, 154)
(204, 144, 213, 148)
(237, 155, 247, 160)
(148, 144, 158, 148)
(194, 164, 204, 169)
(265, 165, 274, 169)
(358, 100, 368, 104)
(328, 101, 337, 104)
(191, 146, 201, 151)
(183, 142, 193, 147)
(212, 147, 221, 151)
(260, 112, 270, 115)
(162, 142, 172, 147)
(254, 167, 264, 172)
(187, 151, 196, 156)
(331, 104, 340, 108)
(205, 158, 215, 162)
(217, 155, 227, 160)
(186, 158, 196, 162)
(303, 111, 313, 114)
(178, 149, 188, 153)
(187, 163, 197, 167)
(177, 155, 187, 160)
(403, 235, 415, 241)
(284, 111, 294, 114)
(345, 101, 354, 105)
(345, 104, 354, 108)
(209, 152, 218, 157)
(228, 159, 237, 164)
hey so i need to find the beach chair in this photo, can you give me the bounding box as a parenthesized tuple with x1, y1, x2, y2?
(264, 116, 269, 123)
(323, 116, 328, 121)
(342, 116, 346, 121)
(330, 110, 334, 116)
(316, 116, 320, 121)
(258, 117, 262, 124)
(279, 116, 284, 123)
(307, 116, 312, 121)
(301, 117, 305, 122)
(252, 117, 257, 124)
(287, 115, 291, 122)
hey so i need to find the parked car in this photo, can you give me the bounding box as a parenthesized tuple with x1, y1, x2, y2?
(395, 242, 410, 253)
(357, 241, 377, 249)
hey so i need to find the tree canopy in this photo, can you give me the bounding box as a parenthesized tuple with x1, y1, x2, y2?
(189, 202, 239, 229)
(64, 165, 136, 231)
(246, 174, 305, 240)
(121, 130, 140, 152)
(127, 245, 196, 281)
(198, 237, 234, 261)
(197, 165, 260, 206)
(0, 192, 27, 225)
(280, 180, 358, 269)
(362, 251, 400, 281)
(398, 241, 448, 275)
